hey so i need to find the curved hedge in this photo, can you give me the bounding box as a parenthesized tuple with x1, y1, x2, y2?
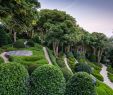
(0, 63, 29, 95)
(65, 72, 96, 95)
(30, 65, 66, 95)
(74, 63, 92, 74)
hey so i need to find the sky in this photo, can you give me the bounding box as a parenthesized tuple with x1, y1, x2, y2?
(38, 0, 113, 37)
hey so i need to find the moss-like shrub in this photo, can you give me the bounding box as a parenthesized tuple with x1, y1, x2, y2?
(65, 72, 96, 95)
(30, 65, 66, 95)
(0, 57, 4, 64)
(74, 63, 92, 74)
(0, 63, 29, 95)
(61, 67, 73, 82)
(13, 39, 25, 48)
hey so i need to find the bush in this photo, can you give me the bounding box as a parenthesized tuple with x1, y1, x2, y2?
(56, 57, 65, 68)
(74, 63, 92, 74)
(65, 72, 96, 95)
(27, 40, 35, 47)
(0, 63, 29, 95)
(30, 65, 66, 95)
(0, 57, 4, 64)
(61, 67, 73, 82)
(13, 39, 25, 48)
(90, 55, 97, 62)
(32, 35, 41, 43)
(108, 72, 113, 82)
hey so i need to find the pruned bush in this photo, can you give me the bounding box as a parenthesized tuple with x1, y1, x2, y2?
(74, 63, 92, 74)
(30, 65, 66, 95)
(13, 39, 25, 48)
(65, 72, 96, 95)
(61, 67, 73, 82)
(0, 63, 29, 95)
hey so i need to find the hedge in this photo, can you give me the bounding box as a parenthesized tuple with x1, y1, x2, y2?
(65, 72, 96, 95)
(30, 65, 66, 95)
(0, 63, 29, 95)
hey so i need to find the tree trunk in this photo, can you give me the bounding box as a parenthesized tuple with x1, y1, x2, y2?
(13, 32, 17, 42)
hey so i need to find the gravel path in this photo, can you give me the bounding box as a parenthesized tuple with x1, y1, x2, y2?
(43, 47, 52, 65)
(0, 52, 9, 63)
(100, 64, 113, 89)
(64, 57, 73, 74)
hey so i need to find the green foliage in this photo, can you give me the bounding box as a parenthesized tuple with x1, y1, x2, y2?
(32, 35, 41, 43)
(13, 39, 25, 48)
(74, 63, 92, 74)
(65, 72, 96, 95)
(27, 40, 35, 47)
(61, 67, 73, 82)
(30, 65, 66, 95)
(96, 80, 113, 95)
(56, 57, 65, 68)
(108, 72, 113, 82)
(0, 63, 29, 95)
(107, 66, 113, 74)
(90, 55, 97, 62)
(0, 57, 4, 64)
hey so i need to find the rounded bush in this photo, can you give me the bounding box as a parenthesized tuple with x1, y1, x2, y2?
(13, 39, 25, 48)
(0, 63, 29, 95)
(65, 72, 96, 95)
(30, 65, 66, 95)
(74, 63, 92, 74)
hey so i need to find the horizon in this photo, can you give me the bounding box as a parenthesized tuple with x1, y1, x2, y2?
(38, 0, 113, 37)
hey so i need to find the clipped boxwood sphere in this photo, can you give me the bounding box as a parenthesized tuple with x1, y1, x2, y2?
(74, 63, 92, 74)
(65, 72, 96, 95)
(30, 65, 66, 95)
(0, 63, 29, 95)
(13, 39, 25, 48)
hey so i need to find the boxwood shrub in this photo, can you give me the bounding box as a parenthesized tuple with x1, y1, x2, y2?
(65, 72, 96, 95)
(0, 63, 29, 95)
(30, 65, 66, 95)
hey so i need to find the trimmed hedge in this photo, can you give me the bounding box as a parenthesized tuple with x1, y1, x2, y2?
(0, 63, 29, 95)
(74, 63, 92, 74)
(65, 72, 96, 95)
(30, 65, 66, 95)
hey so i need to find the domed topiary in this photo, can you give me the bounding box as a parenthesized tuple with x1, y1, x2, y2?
(30, 65, 66, 95)
(65, 72, 96, 95)
(0, 63, 29, 95)
(74, 63, 92, 74)
(13, 39, 25, 48)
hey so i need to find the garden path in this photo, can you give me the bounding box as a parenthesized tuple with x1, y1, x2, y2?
(64, 57, 73, 74)
(0, 52, 9, 63)
(43, 47, 52, 65)
(100, 64, 113, 89)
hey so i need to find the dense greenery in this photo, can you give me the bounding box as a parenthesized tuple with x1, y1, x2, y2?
(30, 65, 66, 95)
(0, 63, 29, 95)
(65, 72, 96, 95)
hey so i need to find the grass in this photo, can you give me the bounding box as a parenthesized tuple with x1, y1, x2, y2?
(96, 80, 113, 95)
(107, 66, 113, 82)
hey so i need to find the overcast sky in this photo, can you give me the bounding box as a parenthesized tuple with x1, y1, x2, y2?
(38, 0, 113, 37)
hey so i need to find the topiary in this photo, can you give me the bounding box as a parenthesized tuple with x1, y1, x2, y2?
(65, 72, 96, 95)
(30, 65, 66, 95)
(0, 63, 29, 95)
(13, 39, 25, 48)
(74, 63, 92, 74)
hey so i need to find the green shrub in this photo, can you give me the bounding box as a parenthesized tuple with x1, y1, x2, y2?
(90, 55, 97, 62)
(65, 72, 96, 95)
(30, 65, 66, 95)
(0, 63, 29, 95)
(61, 67, 73, 82)
(107, 66, 113, 74)
(74, 63, 92, 74)
(27, 40, 34, 47)
(56, 57, 65, 68)
(108, 72, 113, 82)
(92, 72, 104, 81)
(0, 57, 4, 64)
(13, 39, 25, 48)
(32, 35, 41, 43)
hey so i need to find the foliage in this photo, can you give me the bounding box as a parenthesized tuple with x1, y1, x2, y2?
(74, 63, 92, 74)
(13, 39, 25, 48)
(96, 80, 113, 95)
(0, 57, 4, 64)
(108, 72, 113, 82)
(32, 35, 41, 43)
(61, 67, 73, 82)
(30, 65, 66, 95)
(0, 63, 29, 95)
(65, 72, 96, 95)
(27, 40, 35, 47)
(56, 57, 65, 68)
